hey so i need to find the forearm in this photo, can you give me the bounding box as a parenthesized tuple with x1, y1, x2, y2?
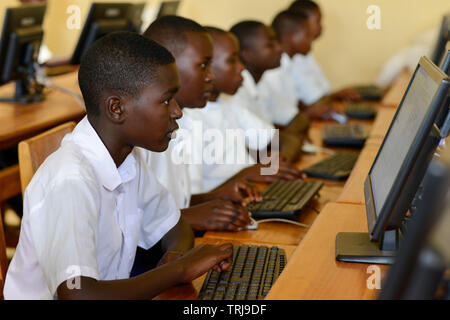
(57, 262, 185, 300)
(160, 216, 194, 254)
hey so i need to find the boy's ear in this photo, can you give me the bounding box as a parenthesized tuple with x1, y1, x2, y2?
(239, 48, 253, 65)
(105, 95, 127, 124)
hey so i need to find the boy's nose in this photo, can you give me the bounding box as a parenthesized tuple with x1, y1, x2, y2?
(205, 66, 215, 83)
(171, 100, 183, 119)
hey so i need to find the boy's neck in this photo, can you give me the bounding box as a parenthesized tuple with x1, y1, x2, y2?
(88, 116, 132, 168)
(245, 65, 265, 84)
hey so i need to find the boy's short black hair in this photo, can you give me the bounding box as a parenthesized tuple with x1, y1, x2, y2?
(272, 10, 309, 40)
(204, 26, 227, 36)
(230, 20, 266, 51)
(78, 31, 175, 118)
(143, 15, 207, 55)
(289, 0, 320, 16)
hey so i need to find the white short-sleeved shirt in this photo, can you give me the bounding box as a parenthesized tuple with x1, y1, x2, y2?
(187, 95, 275, 193)
(4, 117, 180, 300)
(141, 146, 191, 210)
(233, 69, 298, 126)
(289, 53, 331, 106)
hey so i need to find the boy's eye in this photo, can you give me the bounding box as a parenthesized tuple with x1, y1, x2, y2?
(164, 98, 171, 106)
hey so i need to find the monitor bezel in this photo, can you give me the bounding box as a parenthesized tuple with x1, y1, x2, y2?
(156, 1, 181, 19)
(70, 2, 131, 65)
(364, 56, 450, 242)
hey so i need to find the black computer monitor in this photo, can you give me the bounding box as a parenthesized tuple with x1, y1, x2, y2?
(378, 149, 450, 300)
(441, 50, 450, 75)
(156, 1, 181, 19)
(336, 56, 450, 265)
(0, 4, 47, 103)
(431, 14, 450, 67)
(127, 2, 146, 33)
(70, 2, 133, 65)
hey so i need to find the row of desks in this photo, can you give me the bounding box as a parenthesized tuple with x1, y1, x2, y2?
(163, 70, 413, 300)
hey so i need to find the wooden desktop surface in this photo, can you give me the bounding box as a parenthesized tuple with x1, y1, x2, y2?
(265, 202, 388, 300)
(336, 144, 380, 205)
(0, 71, 84, 203)
(0, 71, 84, 150)
(381, 69, 412, 107)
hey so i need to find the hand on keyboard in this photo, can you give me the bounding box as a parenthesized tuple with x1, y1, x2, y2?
(179, 243, 234, 283)
(182, 199, 252, 232)
(239, 162, 304, 184)
(211, 179, 263, 206)
(330, 88, 362, 101)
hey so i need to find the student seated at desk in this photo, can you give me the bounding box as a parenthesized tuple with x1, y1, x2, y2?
(229, 20, 300, 127)
(263, 9, 334, 121)
(185, 26, 301, 195)
(286, 0, 362, 105)
(3, 32, 233, 300)
(141, 16, 260, 234)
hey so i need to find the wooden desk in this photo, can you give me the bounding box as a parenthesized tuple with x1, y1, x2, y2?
(202, 183, 343, 246)
(369, 107, 396, 139)
(155, 238, 297, 300)
(0, 71, 85, 203)
(265, 202, 388, 300)
(381, 70, 412, 107)
(336, 144, 380, 205)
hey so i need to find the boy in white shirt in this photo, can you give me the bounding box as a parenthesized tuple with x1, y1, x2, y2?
(141, 16, 257, 234)
(287, 0, 361, 105)
(4, 32, 233, 299)
(188, 27, 303, 194)
(229, 20, 299, 127)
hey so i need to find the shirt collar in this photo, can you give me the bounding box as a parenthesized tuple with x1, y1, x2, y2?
(241, 69, 259, 99)
(66, 117, 136, 191)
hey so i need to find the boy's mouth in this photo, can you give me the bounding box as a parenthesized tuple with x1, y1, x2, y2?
(166, 124, 179, 139)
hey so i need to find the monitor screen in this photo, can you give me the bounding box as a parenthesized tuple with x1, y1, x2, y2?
(0, 4, 47, 103)
(365, 56, 449, 241)
(70, 3, 131, 65)
(370, 66, 439, 216)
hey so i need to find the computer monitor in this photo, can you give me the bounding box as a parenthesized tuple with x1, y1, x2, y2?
(127, 2, 146, 33)
(441, 50, 450, 75)
(378, 148, 450, 300)
(156, 1, 181, 19)
(431, 14, 450, 67)
(70, 2, 133, 65)
(336, 56, 450, 265)
(0, 4, 47, 103)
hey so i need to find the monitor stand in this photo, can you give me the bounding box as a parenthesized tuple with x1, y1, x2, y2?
(335, 229, 398, 265)
(0, 78, 45, 104)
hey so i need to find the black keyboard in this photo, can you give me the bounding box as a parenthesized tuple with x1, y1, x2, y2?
(246, 180, 323, 219)
(322, 123, 369, 148)
(353, 85, 384, 101)
(303, 152, 359, 181)
(344, 103, 377, 119)
(198, 245, 286, 300)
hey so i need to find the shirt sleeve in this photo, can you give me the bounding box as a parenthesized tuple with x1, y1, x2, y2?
(28, 177, 100, 297)
(136, 154, 181, 250)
